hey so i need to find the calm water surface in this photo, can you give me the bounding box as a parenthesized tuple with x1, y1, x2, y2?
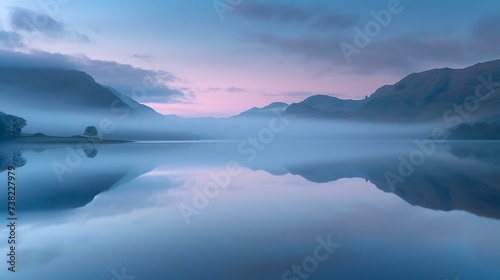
(0, 140, 499, 280)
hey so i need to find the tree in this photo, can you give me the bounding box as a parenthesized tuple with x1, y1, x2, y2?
(0, 149, 27, 172)
(0, 112, 27, 138)
(0, 119, 6, 138)
(10, 115, 27, 136)
(83, 126, 98, 138)
(0, 112, 8, 138)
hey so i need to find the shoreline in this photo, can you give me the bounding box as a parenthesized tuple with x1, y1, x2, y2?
(0, 135, 131, 144)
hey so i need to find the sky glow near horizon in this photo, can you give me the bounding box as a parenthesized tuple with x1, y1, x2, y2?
(0, 0, 500, 117)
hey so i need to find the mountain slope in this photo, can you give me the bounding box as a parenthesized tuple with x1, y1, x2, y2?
(104, 86, 165, 119)
(0, 67, 199, 140)
(286, 59, 500, 122)
(286, 95, 368, 117)
(234, 102, 289, 118)
(0, 67, 163, 119)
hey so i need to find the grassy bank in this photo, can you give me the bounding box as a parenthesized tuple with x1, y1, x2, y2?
(0, 134, 130, 144)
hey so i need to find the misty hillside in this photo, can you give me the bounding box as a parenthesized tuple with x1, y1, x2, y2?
(286, 59, 500, 122)
(104, 86, 165, 119)
(0, 67, 164, 120)
(234, 102, 289, 118)
(286, 95, 368, 117)
(0, 67, 199, 140)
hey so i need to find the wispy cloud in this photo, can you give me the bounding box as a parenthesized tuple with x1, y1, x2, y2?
(244, 15, 500, 76)
(197, 87, 246, 94)
(226, 87, 246, 93)
(0, 50, 185, 103)
(238, 5, 500, 75)
(132, 54, 152, 61)
(236, 2, 357, 30)
(309, 14, 359, 31)
(9, 7, 90, 43)
(0, 29, 24, 49)
(470, 13, 500, 56)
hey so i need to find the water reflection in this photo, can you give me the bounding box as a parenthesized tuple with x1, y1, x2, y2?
(285, 151, 500, 220)
(83, 146, 98, 158)
(0, 140, 499, 280)
(0, 144, 27, 172)
(2, 141, 500, 217)
(448, 141, 500, 164)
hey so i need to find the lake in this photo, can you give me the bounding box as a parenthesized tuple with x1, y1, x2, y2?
(0, 140, 499, 280)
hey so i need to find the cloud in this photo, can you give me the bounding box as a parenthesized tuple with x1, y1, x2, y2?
(0, 50, 185, 103)
(9, 7, 90, 43)
(353, 37, 466, 74)
(309, 14, 359, 31)
(197, 87, 246, 94)
(237, 2, 319, 24)
(245, 31, 341, 62)
(241, 12, 500, 75)
(132, 54, 152, 61)
(470, 13, 500, 56)
(244, 31, 468, 75)
(0, 29, 24, 49)
(226, 87, 246, 92)
(236, 2, 357, 30)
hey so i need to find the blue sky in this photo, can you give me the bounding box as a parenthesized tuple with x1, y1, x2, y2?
(1, 0, 500, 116)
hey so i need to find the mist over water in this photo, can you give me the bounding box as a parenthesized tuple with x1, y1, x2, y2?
(1, 140, 500, 280)
(5, 105, 443, 140)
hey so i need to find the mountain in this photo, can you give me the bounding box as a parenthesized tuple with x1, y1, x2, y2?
(234, 102, 289, 118)
(285, 95, 367, 117)
(239, 140, 500, 220)
(286, 59, 500, 122)
(0, 67, 163, 119)
(103, 86, 165, 119)
(164, 114, 181, 120)
(0, 67, 199, 140)
(284, 154, 500, 220)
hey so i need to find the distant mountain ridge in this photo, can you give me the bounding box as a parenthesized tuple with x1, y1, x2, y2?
(0, 67, 200, 140)
(103, 86, 165, 119)
(0, 67, 164, 120)
(4, 59, 500, 141)
(286, 95, 368, 117)
(234, 102, 289, 118)
(284, 59, 500, 122)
